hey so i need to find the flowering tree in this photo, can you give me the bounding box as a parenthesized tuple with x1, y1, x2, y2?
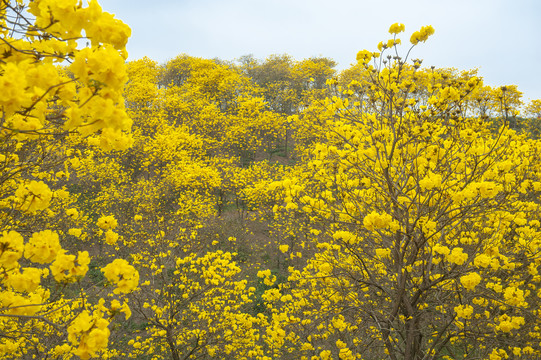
(262, 24, 541, 360)
(0, 1, 138, 358)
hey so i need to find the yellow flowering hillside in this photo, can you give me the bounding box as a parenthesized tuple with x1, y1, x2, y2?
(2, 3, 541, 359)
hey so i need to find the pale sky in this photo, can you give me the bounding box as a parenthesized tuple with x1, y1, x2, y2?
(101, 0, 540, 102)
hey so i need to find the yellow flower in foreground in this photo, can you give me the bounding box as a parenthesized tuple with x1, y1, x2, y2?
(24, 230, 61, 264)
(50, 250, 90, 282)
(0, 230, 24, 268)
(8, 267, 42, 293)
(15, 180, 52, 213)
(67, 310, 110, 360)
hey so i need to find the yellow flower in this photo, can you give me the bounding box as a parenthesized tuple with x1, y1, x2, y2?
(50, 250, 90, 282)
(68, 228, 82, 237)
(433, 244, 450, 256)
(320, 350, 332, 360)
(97, 215, 118, 230)
(446, 247, 468, 265)
(66, 208, 79, 219)
(460, 272, 481, 290)
(105, 229, 119, 245)
(257, 269, 272, 278)
(0, 231, 25, 268)
(356, 50, 373, 64)
(15, 180, 52, 213)
(473, 254, 491, 268)
(363, 211, 394, 231)
(67, 310, 111, 359)
(102, 259, 139, 294)
(24, 230, 61, 264)
(388, 23, 405, 34)
(8, 267, 42, 293)
(109, 299, 132, 320)
(454, 304, 474, 319)
(419, 171, 442, 191)
(503, 286, 525, 307)
(0, 62, 31, 116)
(319, 262, 332, 274)
(375, 248, 391, 259)
(410, 25, 435, 45)
(333, 231, 357, 244)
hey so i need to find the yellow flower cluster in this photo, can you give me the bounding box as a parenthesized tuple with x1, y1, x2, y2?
(363, 211, 395, 231)
(14, 181, 52, 213)
(5, 267, 42, 293)
(67, 310, 110, 360)
(473, 253, 492, 268)
(66, 208, 79, 220)
(446, 247, 468, 265)
(332, 230, 358, 245)
(410, 25, 435, 45)
(101, 259, 139, 294)
(494, 314, 525, 333)
(108, 299, 132, 320)
(460, 272, 482, 290)
(0, 287, 49, 316)
(97, 215, 118, 230)
(0, 231, 24, 269)
(503, 286, 526, 307)
(454, 304, 474, 319)
(24, 230, 62, 264)
(419, 171, 442, 191)
(50, 250, 90, 282)
(2, 0, 132, 150)
(375, 248, 391, 259)
(356, 49, 373, 64)
(388, 23, 406, 34)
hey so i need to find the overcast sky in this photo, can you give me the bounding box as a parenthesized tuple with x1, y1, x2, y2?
(100, 0, 540, 101)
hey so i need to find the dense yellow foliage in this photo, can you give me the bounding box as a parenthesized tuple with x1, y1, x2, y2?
(2, 4, 541, 359)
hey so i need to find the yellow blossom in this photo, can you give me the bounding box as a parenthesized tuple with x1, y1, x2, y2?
(24, 230, 61, 264)
(460, 272, 481, 290)
(101, 259, 139, 294)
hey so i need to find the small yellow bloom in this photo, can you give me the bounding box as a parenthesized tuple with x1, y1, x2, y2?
(388, 23, 405, 34)
(101, 259, 139, 294)
(97, 215, 118, 230)
(460, 272, 481, 290)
